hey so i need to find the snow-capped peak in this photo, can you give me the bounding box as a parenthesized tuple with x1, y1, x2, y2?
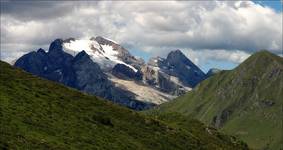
(62, 37, 137, 72)
(103, 37, 118, 44)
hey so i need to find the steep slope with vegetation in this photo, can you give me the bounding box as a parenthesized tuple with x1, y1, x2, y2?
(0, 61, 248, 149)
(153, 51, 283, 150)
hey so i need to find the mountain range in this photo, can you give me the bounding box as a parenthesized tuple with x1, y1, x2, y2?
(0, 61, 248, 149)
(7, 36, 282, 149)
(14, 37, 207, 110)
(150, 51, 283, 149)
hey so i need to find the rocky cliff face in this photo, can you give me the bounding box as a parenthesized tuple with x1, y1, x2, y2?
(166, 50, 206, 87)
(14, 40, 76, 87)
(141, 65, 186, 95)
(112, 64, 143, 80)
(15, 36, 205, 109)
(141, 50, 206, 95)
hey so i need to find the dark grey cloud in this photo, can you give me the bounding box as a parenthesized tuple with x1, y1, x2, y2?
(1, 1, 80, 21)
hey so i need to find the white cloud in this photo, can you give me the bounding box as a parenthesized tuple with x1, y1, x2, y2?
(182, 49, 250, 65)
(1, 0, 282, 67)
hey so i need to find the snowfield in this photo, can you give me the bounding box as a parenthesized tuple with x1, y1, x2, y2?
(63, 38, 137, 72)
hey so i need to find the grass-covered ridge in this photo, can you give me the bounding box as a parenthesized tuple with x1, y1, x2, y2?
(0, 61, 248, 149)
(152, 51, 283, 150)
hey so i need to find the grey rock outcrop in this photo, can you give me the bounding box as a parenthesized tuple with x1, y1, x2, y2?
(141, 50, 206, 95)
(112, 64, 142, 80)
(14, 39, 76, 87)
(166, 50, 206, 87)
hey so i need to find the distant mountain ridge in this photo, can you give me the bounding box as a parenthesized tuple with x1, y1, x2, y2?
(14, 36, 206, 109)
(152, 51, 283, 149)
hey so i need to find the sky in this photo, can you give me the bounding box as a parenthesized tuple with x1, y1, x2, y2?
(1, 0, 282, 72)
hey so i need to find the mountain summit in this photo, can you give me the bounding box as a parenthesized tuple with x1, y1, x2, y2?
(142, 49, 206, 95)
(166, 50, 206, 87)
(62, 36, 143, 72)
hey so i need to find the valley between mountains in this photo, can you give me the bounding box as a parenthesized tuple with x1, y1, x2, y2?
(1, 36, 282, 150)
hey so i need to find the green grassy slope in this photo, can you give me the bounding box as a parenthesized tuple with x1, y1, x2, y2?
(0, 61, 248, 150)
(153, 51, 283, 150)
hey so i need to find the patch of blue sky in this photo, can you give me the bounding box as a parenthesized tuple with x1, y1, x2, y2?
(253, 0, 282, 12)
(199, 59, 238, 73)
(128, 49, 151, 62)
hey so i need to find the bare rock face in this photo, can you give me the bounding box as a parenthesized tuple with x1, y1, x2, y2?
(212, 109, 233, 128)
(141, 65, 187, 95)
(72, 51, 109, 94)
(112, 64, 142, 80)
(15, 39, 76, 87)
(141, 50, 206, 96)
(165, 50, 206, 87)
(141, 65, 158, 86)
(147, 56, 168, 68)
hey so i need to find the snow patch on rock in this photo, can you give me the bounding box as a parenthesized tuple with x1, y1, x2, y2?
(62, 38, 137, 72)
